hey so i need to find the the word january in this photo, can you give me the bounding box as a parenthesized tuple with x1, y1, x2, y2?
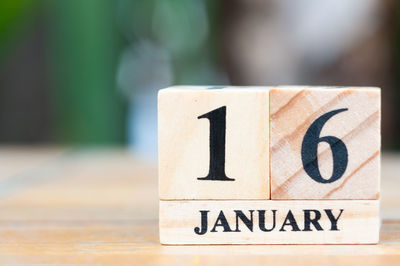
(194, 209, 344, 235)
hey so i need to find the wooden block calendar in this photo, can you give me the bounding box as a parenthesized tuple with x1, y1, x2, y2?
(158, 86, 381, 245)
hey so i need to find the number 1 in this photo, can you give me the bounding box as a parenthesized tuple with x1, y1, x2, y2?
(198, 106, 235, 181)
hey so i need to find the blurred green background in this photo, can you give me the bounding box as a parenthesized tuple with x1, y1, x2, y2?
(0, 0, 398, 159)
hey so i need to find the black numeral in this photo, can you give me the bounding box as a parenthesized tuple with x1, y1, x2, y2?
(301, 108, 348, 183)
(198, 106, 234, 181)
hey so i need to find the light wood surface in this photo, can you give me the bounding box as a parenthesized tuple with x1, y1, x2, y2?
(0, 147, 399, 264)
(270, 86, 380, 199)
(159, 87, 270, 200)
(160, 200, 379, 244)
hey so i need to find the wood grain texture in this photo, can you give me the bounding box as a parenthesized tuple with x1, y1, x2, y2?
(270, 86, 381, 199)
(160, 200, 379, 244)
(158, 86, 270, 200)
(0, 148, 398, 264)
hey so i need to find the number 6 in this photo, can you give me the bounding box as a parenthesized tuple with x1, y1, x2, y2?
(301, 108, 349, 184)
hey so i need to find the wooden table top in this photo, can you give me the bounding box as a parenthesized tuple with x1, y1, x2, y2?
(0, 147, 399, 265)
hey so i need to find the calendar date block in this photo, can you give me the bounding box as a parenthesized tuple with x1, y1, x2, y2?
(158, 86, 270, 200)
(270, 87, 380, 200)
(159, 200, 379, 244)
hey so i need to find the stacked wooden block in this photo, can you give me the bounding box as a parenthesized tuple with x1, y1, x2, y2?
(158, 86, 380, 244)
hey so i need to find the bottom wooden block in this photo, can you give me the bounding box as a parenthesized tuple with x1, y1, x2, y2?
(159, 200, 379, 245)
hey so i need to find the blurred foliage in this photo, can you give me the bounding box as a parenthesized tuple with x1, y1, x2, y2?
(0, 0, 396, 149)
(0, 0, 127, 145)
(0, 0, 35, 60)
(0, 0, 223, 146)
(115, 0, 225, 156)
(117, 0, 223, 88)
(49, 0, 126, 145)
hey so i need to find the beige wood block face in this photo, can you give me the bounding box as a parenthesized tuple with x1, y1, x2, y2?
(158, 86, 270, 200)
(159, 200, 380, 244)
(270, 86, 381, 199)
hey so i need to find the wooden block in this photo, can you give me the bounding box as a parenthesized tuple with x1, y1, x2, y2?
(159, 200, 380, 244)
(270, 86, 380, 199)
(158, 86, 270, 200)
